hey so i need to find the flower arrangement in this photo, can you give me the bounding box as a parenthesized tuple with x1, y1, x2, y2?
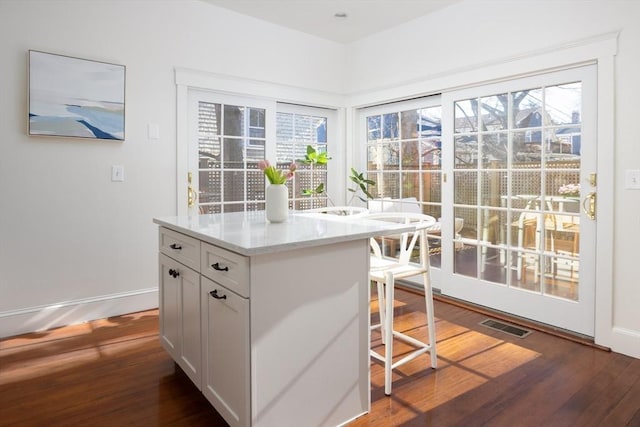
(258, 159, 296, 185)
(558, 183, 580, 197)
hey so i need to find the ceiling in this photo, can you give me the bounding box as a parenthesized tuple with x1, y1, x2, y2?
(201, 0, 461, 44)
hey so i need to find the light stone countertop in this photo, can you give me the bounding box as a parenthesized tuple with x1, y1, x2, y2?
(153, 211, 412, 256)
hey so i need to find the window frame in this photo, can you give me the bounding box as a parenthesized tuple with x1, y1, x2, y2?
(176, 69, 345, 216)
(183, 86, 342, 215)
(357, 95, 442, 212)
(276, 103, 339, 210)
(195, 97, 269, 214)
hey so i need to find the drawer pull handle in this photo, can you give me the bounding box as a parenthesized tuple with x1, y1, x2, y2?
(209, 289, 227, 300)
(168, 268, 180, 278)
(212, 262, 229, 272)
(169, 243, 182, 250)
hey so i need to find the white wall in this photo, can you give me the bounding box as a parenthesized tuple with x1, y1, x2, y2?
(344, 0, 640, 358)
(0, 0, 344, 336)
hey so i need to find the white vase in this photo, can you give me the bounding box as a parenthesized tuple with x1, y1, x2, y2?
(266, 184, 289, 222)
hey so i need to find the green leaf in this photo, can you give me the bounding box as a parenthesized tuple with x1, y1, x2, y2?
(301, 145, 332, 166)
(347, 167, 375, 200)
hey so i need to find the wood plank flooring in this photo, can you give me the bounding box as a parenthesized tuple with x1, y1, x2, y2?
(1, 289, 639, 427)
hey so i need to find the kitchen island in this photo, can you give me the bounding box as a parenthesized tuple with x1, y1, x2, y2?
(153, 211, 410, 427)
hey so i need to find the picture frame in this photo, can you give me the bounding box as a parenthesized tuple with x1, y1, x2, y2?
(28, 50, 126, 141)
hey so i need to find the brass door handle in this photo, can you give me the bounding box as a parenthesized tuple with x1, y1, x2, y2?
(187, 172, 197, 208)
(582, 192, 596, 220)
(188, 185, 197, 208)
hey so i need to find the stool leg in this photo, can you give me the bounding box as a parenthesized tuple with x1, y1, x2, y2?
(423, 271, 437, 368)
(376, 280, 386, 344)
(384, 271, 395, 395)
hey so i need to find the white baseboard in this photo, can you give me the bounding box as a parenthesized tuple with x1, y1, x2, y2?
(0, 288, 159, 339)
(610, 327, 640, 359)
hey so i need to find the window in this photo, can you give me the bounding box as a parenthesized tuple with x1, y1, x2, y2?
(276, 108, 329, 209)
(364, 101, 442, 219)
(195, 96, 334, 213)
(452, 82, 582, 288)
(197, 101, 267, 214)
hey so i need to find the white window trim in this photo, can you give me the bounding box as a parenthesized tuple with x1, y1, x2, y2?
(176, 69, 346, 215)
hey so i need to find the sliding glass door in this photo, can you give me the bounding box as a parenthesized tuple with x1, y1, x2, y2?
(440, 65, 597, 336)
(358, 65, 597, 336)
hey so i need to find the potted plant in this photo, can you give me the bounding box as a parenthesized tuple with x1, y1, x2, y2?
(300, 145, 375, 211)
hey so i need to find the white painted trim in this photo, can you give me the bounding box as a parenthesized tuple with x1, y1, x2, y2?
(334, 106, 348, 204)
(0, 288, 158, 339)
(176, 82, 189, 216)
(175, 67, 345, 109)
(610, 327, 640, 359)
(346, 31, 619, 108)
(593, 48, 617, 351)
(344, 106, 361, 206)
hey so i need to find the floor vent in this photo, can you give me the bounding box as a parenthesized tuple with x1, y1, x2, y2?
(480, 319, 532, 338)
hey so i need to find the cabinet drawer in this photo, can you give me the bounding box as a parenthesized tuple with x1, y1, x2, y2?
(201, 243, 249, 298)
(159, 227, 200, 271)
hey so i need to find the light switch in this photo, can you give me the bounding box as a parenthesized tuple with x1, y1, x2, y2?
(148, 123, 160, 140)
(111, 165, 125, 182)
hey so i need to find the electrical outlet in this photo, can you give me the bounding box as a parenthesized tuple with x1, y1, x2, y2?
(625, 169, 640, 189)
(111, 165, 125, 182)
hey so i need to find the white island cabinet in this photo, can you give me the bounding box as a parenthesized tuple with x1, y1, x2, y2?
(154, 211, 410, 427)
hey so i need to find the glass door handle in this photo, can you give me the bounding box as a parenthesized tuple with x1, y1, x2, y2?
(582, 192, 596, 220)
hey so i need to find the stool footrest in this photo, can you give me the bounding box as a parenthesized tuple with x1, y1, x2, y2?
(370, 330, 435, 370)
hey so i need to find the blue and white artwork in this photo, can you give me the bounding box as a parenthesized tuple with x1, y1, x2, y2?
(29, 50, 125, 140)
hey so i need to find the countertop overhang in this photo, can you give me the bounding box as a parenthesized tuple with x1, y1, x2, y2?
(153, 211, 412, 256)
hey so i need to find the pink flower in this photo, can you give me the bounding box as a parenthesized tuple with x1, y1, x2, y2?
(259, 159, 295, 184)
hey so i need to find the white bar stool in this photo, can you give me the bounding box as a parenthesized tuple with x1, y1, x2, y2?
(364, 212, 438, 395)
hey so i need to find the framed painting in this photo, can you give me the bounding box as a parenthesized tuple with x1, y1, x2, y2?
(28, 50, 125, 140)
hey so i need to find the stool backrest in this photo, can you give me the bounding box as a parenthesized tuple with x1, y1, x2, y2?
(305, 206, 369, 217)
(363, 212, 436, 267)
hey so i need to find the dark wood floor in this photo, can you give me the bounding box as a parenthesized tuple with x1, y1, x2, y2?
(1, 289, 639, 427)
